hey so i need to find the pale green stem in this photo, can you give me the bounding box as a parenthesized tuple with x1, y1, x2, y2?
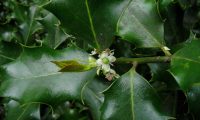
(116, 56, 171, 64)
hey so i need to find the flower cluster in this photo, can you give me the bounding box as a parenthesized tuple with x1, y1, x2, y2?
(90, 49, 119, 81)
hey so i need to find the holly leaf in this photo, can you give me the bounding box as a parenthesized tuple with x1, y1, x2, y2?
(0, 46, 95, 105)
(5, 100, 40, 120)
(8, 1, 42, 45)
(0, 41, 22, 65)
(159, 2, 190, 46)
(117, 0, 165, 48)
(43, 0, 131, 49)
(81, 78, 110, 120)
(37, 13, 70, 49)
(101, 68, 169, 120)
(170, 40, 200, 119)
(170, 40, 200, 90)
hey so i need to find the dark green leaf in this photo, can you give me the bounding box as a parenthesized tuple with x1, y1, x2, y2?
(0, 41, 22, 65)
(0, 25, 18, 42)
(149, 63, 177, 89)
(5, 100, 40, 120)
(161, 2, 189, 46)
(0, 46, 95, 105)
(178, 0, 195, 9)
(117, 0, 165, 48)
(16, 0, 50, 6)
(44, 0, 130, 49)
(170, 40, 200, 90)
(148, 63, 178, 116)
(183, 7, 199, 29)
(170, 40, 200, 118)
(101, 68, 168, 120)
(45, 101, 88, 120)
(37, 13, 69, 49)
(187, 85, 200, 119)
(82, 78, 110, 120)
(9, 1, 42, 45)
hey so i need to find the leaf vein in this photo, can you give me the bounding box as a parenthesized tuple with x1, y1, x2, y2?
(173, 56, 200, 64)
(130, 70, 135, 120)
(85, 0, 100, 49)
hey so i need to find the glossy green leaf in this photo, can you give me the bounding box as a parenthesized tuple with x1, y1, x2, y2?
(170, 40, 200, 90)
(44, 101, 88, 120)
(43, 0, 130, 49)
(159, 2, 190, 46)
(0, 46, 95, 105)
(149, 63, 177, 88)
(0, 41, 22, 65)
(101, 68, 168, 120)
(117, 0, 165, 48)
(5, 100, 40, 120)
(170, 40, 200, 119)
(37, 13, 69, 49)
(9, 1, 42, 45)
(82, 78, 110, 120)
(148, 63, 178, 116)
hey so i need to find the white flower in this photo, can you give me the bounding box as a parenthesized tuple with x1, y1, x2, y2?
(96, 58, 111, 75)
(90, 49, 119, 81)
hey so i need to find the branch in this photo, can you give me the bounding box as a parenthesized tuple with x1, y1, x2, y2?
(116, 56, 171, 64)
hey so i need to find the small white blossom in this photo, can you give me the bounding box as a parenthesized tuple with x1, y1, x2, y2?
(90, 49, 119, 81)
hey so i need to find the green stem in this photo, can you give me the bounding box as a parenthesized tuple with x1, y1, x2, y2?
(116, 56, 171, 64)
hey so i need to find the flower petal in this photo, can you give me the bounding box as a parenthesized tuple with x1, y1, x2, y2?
(96, 59, 103, 66)
(102, 64, 110, 73)
(100, 52, 109, 58)
(108, 56, 116, 62)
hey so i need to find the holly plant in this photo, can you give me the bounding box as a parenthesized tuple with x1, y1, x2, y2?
(0, 0, 200, 120)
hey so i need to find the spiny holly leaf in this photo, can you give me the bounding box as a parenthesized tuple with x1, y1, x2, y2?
(101, 68, 169, 120)
(5, 100, 40, 120)
(8, 1, 42, 45)
(43, 0, 130, 49)
(0, 46, 95, 105)
(170, 40, 200, 90)
(170, 40, 200, 119)
(117, 0, 165, 48)
(37, 13, 69, 49)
